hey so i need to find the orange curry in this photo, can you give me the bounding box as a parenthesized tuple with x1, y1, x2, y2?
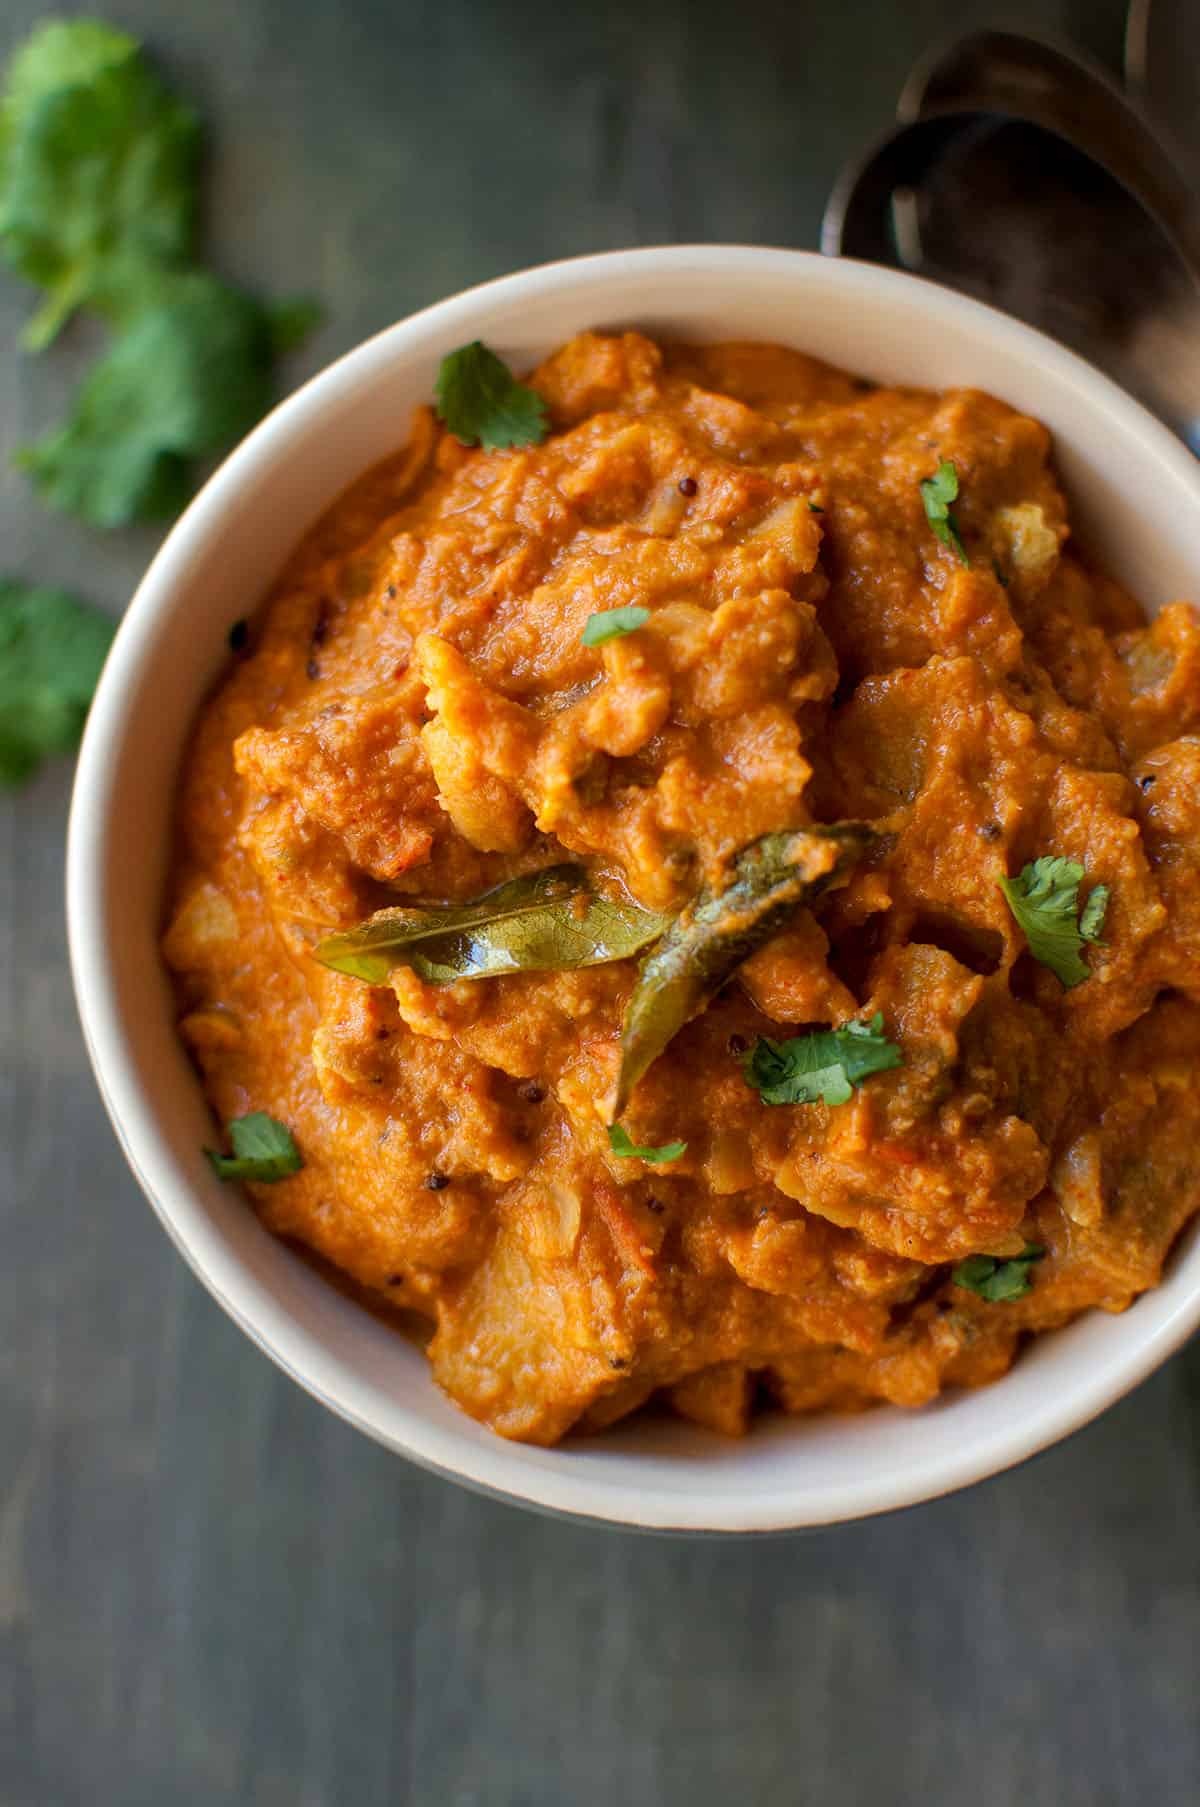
(165, 333, 1200, 1443)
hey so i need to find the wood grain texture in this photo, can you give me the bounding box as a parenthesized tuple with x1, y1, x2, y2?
(3, 0, 1197, 1802)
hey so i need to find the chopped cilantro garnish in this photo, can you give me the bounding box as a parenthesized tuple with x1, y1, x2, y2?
(920, 459, 970, 566)
(999, 857, 1108, 989)
(743, 1013, 903, 1107)
(1078, 884, 1109, 943)
(434, 341, 548, 452)
(206, 1112, 303, 1182)
(581, 606, 651, 647)
(607, 1124, 687, 1164)
(953, 1243, 1045, 1302)
(0, 578, 113, 785)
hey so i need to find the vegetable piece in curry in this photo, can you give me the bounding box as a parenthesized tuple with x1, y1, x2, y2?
(164, 331, 1200, 1445)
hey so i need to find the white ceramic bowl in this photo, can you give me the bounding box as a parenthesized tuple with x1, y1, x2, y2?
(68, 247, 1200, 1532)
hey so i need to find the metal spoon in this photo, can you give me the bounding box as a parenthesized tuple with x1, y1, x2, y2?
(1126, 0, 1200, 182)
(823, 29, 1200, 452)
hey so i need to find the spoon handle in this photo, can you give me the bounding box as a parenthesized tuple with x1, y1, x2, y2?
(903, 30, 1200, 288)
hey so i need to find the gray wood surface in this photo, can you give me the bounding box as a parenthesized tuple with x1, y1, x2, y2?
(3, 1, 1198, 1802)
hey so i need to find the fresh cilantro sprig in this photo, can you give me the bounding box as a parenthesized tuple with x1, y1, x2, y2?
(0, 578, 113, 784)
(952, 1243, 1045, 1302)
(608, 1124, 687, 1164)
(743, 1013, 903, 1107)
(0, 20, 200, 349)
(0, 20, 322, 527)
(920, 459, 970, 566)
(17, 270, 282, 527)
(434, 341, 548, 452)
(581, 606, 650, 647)
(206, 1112, 303, 1182)
(999, 857, 1109, 989)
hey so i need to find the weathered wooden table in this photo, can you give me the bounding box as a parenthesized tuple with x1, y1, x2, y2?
(4, 1, 1197, 1800)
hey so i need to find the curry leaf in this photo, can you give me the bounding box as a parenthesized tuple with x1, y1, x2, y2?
(611, 824, 876, 1119)
(743, 1013, 903, 1107)
(315, 865, 670, 986)
(607, 1124, 687, 1164)
(206, 1112, 303, 1182)
(0, 20, 201, 349)
(999, 857, 1105, 989)
(920, 459, 969, 566)
(952, 1243, 1045, 1302)
(0, 578, 113, 784)
(434, 340, 548, 452)
(581, 606, 650, 647)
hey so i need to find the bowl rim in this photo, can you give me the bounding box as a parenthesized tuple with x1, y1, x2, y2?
(67, 244, 1200, 1532)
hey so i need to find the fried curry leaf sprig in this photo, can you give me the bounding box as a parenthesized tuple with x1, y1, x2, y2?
(435, 341, 548, 451)
(0, 19, 322, 527)
(314, 866, 670, 986)
(206, 1112, 303, 1183)
(0, 578, 113, 784)
(999, 856, 1109, 989)
(920, 458, 970, 566)
(315, 828, 878, 1117)
(743, 1013, 903, 1108)
(952, 1243, 1045, 1302)
(611, 824, 876, 1118)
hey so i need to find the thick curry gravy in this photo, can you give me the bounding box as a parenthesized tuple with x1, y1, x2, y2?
(165, 333, 1200, 1444)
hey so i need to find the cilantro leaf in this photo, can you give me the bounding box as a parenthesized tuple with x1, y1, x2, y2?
(607, 1124, 687, 1164)
(920, 459, 970, 567)
(0, 578, 113, 784)
(2, 18, 136, 106)
(999, 857, 1108, 989)
(206, 1112, 303, 1182)
(581, 606, 651, 647)
(434, 341, 548, 452)
(1079, 884, 1109, 943)
(952, 1243, 1045, 1302)
(266, 295, 325, 358)
(0, 21, 321, 527)
(15, 270, 280, 527)
(0, 21, 201, 349)
(744, 1013, 903, 1107)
